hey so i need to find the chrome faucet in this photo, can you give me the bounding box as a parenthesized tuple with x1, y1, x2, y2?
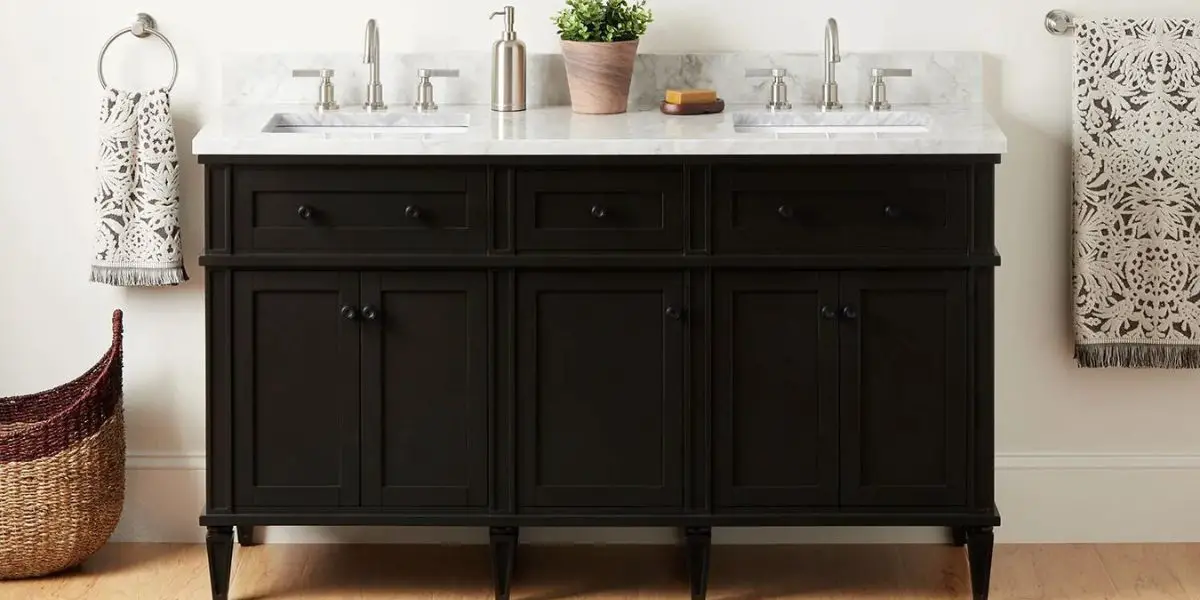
(363, 19, 387, 111)
(820, 18, 842, 112)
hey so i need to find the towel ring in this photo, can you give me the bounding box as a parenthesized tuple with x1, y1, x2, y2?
(97, 13, 178, 92)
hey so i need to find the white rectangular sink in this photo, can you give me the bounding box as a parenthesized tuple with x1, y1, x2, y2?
(732, 110, 931, 134)
(264, 112, 470, 136)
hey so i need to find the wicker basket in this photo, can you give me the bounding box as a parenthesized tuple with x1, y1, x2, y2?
(0, 310, 125, 579)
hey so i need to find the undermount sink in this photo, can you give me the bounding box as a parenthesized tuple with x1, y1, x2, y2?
(732, 110, 931, 134)
(264, 112, 470, 136)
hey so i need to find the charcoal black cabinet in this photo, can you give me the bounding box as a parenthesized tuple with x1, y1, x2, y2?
(517, 272, 685, 510)
(232, 271, 361, 508)
(202, 157, 1000, 600)
(712, 271, 839, 508)
(360, 272, 490, 508)
(839, 271, 969, 507)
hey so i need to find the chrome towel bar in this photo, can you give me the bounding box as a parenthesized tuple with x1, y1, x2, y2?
(97, 13, 178, 92)
(1045, 9, 1075, 35)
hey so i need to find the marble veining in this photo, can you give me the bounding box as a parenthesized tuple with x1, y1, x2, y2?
(223, 52, 981, 109)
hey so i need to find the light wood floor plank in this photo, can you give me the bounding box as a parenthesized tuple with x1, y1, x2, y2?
(1095, 544, 1190, 600)
(1027, 545, 1117, 600)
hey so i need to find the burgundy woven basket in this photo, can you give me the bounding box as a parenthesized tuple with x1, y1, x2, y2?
(0, 310, 125, 579)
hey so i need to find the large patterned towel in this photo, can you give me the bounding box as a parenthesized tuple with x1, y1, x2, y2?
(91, 88, 186, 286)
(1073, 18, 1200, 368)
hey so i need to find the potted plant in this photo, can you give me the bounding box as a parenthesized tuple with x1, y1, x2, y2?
(553, 0, 653, 114)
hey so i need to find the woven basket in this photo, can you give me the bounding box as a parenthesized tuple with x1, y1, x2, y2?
(0, 310, 125, 579)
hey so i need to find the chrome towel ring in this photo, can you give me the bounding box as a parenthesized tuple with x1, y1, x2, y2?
(97, 13, 178, 92)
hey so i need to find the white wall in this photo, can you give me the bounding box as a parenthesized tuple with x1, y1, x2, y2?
(3, 0, 1200, 544)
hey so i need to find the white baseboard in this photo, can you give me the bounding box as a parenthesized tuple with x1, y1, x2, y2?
(110, 452, 1200, 544)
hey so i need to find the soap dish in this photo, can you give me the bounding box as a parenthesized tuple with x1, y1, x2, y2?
(660, 99, 726, 116)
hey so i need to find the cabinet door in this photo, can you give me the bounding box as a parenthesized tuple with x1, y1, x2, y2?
(518, 272, 685, 509)
(713, 272, 840, 508)
(232, 272, 360, 507)
(839, 271, 969, 506)
(360, 273, 489, 508)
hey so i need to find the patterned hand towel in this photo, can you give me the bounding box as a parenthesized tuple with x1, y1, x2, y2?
(1073, 18, 1200, 368)
(91, 89, 186, 286)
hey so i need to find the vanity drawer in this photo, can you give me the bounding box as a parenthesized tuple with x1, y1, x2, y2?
(712, 165, 971, 253)
(232, 167, 487, 253)
(515, 167, 685, 251)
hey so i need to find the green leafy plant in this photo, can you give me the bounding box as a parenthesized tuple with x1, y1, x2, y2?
(553, 0, 653, 42)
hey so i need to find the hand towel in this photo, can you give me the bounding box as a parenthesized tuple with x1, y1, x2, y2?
(1073, 18, 1200, 368)
(91, 88, 186, 286)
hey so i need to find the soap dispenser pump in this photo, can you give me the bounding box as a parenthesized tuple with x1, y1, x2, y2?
(489, 6, 526, 112)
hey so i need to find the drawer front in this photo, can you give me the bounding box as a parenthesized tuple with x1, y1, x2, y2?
(233, 167, 487, 253)
(515, 168, 685, 251)
(713, 165, 971, 253)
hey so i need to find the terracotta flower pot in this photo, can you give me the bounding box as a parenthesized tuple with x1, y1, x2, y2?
(560, 39, 640, 115)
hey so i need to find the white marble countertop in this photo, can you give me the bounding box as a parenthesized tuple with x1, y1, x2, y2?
(191, 104, 1006, 156)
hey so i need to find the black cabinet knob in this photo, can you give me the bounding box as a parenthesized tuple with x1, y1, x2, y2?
(665, 306, 682, 320)
(297, 205, 314, 220)
(340, 305, 358, 320)
(842, 305, 859, 320)
(884, 205, 902, 218)
(821, 305, 838, 320)
(405, 205, 422, 219)
(591, 205, 607, 219)
(360, 305, 378, 321)
(777, 205, 795, 219)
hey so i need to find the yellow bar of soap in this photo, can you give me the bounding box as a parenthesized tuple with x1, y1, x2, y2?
(665, 89, 717, 105)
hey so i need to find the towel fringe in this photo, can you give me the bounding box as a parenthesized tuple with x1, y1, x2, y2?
(1074, 344, 1200, 369)
(90, 266, 187, 287)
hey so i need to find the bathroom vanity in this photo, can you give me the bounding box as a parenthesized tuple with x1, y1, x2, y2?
(196, 103, 1005, 600)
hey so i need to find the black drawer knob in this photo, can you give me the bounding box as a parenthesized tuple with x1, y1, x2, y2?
(297, 205, 314, 220)
(340, 305, 358, 320)
(360, 305, 378, 321)
(777, 205, 795, 219)
(842, 305, 859, 320)
(591, 205, 607, 219)
(665, 306, 683, 320)
(821, 305, 838, 320)
(405, 205, 422, 219)
(884, 205, 902, 218)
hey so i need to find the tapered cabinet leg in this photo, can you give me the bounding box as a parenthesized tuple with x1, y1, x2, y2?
(951, 526, 968, 547)
(206, 526, 235, 600)
(237, 525, 259, 547)
(966, 526, 994, 600)
(685, 527, 712, 600)
(490, 526, 519, 600)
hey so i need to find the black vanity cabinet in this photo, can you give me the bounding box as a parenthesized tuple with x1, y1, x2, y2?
(201, 157, 1000, 600)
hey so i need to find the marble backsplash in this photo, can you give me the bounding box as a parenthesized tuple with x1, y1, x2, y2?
(223, 51, 981, 109)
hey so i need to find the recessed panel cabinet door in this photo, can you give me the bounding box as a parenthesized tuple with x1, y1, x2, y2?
(713, 272, 840, 508)
(839, 271, 969, 507)
(360, 273, 489, 508)
(232, 272, 360, 507)
(518, 272, 685, 510)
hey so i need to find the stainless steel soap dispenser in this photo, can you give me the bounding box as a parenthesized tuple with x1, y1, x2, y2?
(489, 6, 526, 112)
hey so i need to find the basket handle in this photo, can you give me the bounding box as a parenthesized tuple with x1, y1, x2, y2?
(111, 309, 123, 343)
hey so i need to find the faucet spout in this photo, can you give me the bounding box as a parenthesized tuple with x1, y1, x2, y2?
(820, 18, 842, 112)
(363, 19, 387, 111)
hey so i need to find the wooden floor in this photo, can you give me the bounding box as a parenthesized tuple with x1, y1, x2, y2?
(3, 543, 1199, 600)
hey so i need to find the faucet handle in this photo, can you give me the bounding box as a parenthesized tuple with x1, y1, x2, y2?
(419, 69, 460, 79)
(292, 69, 339, 111)
(867, 68, 913, 112)
(746, 68, 788, 79)
(871, 68, 913, 79)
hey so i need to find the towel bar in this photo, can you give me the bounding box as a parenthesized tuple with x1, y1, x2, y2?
(1045, 9, 1075, 35)
(97, 13, 178, 92)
